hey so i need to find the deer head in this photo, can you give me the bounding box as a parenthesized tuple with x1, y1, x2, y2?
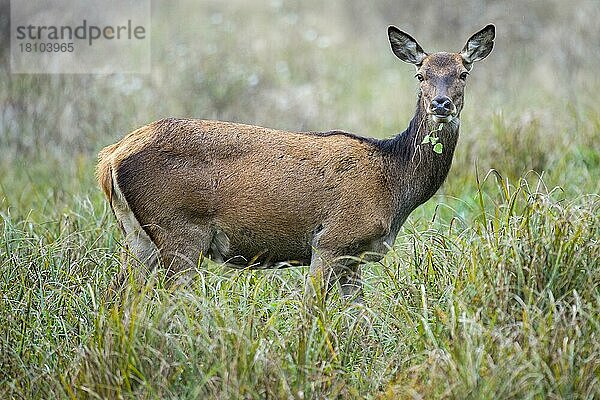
(388, 24, 495, 123)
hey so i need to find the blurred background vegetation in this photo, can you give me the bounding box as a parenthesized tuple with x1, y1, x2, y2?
(1, 0, 599, 199)
(0, 1, 598, 398)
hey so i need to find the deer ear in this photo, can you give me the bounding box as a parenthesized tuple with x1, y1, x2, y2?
(461, 24, 495, 70)
(388, 26, 427, 66)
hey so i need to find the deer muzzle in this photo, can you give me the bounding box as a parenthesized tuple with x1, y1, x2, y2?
(429, 96, 457, 123)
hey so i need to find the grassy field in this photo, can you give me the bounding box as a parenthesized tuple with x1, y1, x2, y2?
(1, 1, 599, 398)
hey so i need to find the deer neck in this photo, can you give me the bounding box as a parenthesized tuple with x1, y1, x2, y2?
(384, 93, 461, 214)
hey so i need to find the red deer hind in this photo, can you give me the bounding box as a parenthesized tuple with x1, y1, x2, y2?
(97, 24, 495, 301)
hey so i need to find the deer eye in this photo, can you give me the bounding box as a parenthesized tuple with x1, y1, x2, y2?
(459, 71, 469, 81)
(415, 73, 425, 82)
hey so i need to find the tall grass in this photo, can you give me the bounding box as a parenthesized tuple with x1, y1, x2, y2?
(1, 0, 599, 398)
(1, 172, 597, 399)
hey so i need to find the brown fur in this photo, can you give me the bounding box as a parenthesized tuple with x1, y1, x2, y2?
(114, 119, 393, 267)
(96, 145, 115, 203)
(97, 25, 495, 301)
(96, 123, 160, 203)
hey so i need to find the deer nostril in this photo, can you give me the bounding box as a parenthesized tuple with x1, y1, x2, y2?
(431, 96, 453, 114)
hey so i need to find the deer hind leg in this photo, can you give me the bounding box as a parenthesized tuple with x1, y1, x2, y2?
(148, 220, 219, 283)
(110, 170, 159, 268)
(109, 176, 160, 290)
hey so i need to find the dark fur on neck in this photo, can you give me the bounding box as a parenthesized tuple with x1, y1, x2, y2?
(379, 93, 460, 220)
(307, 93, 459, 217)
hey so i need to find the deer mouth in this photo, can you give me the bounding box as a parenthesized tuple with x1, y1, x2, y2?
(431, 113, 455, 123)
(428, 103, 457, 123)
(429, 106, 457, 123)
